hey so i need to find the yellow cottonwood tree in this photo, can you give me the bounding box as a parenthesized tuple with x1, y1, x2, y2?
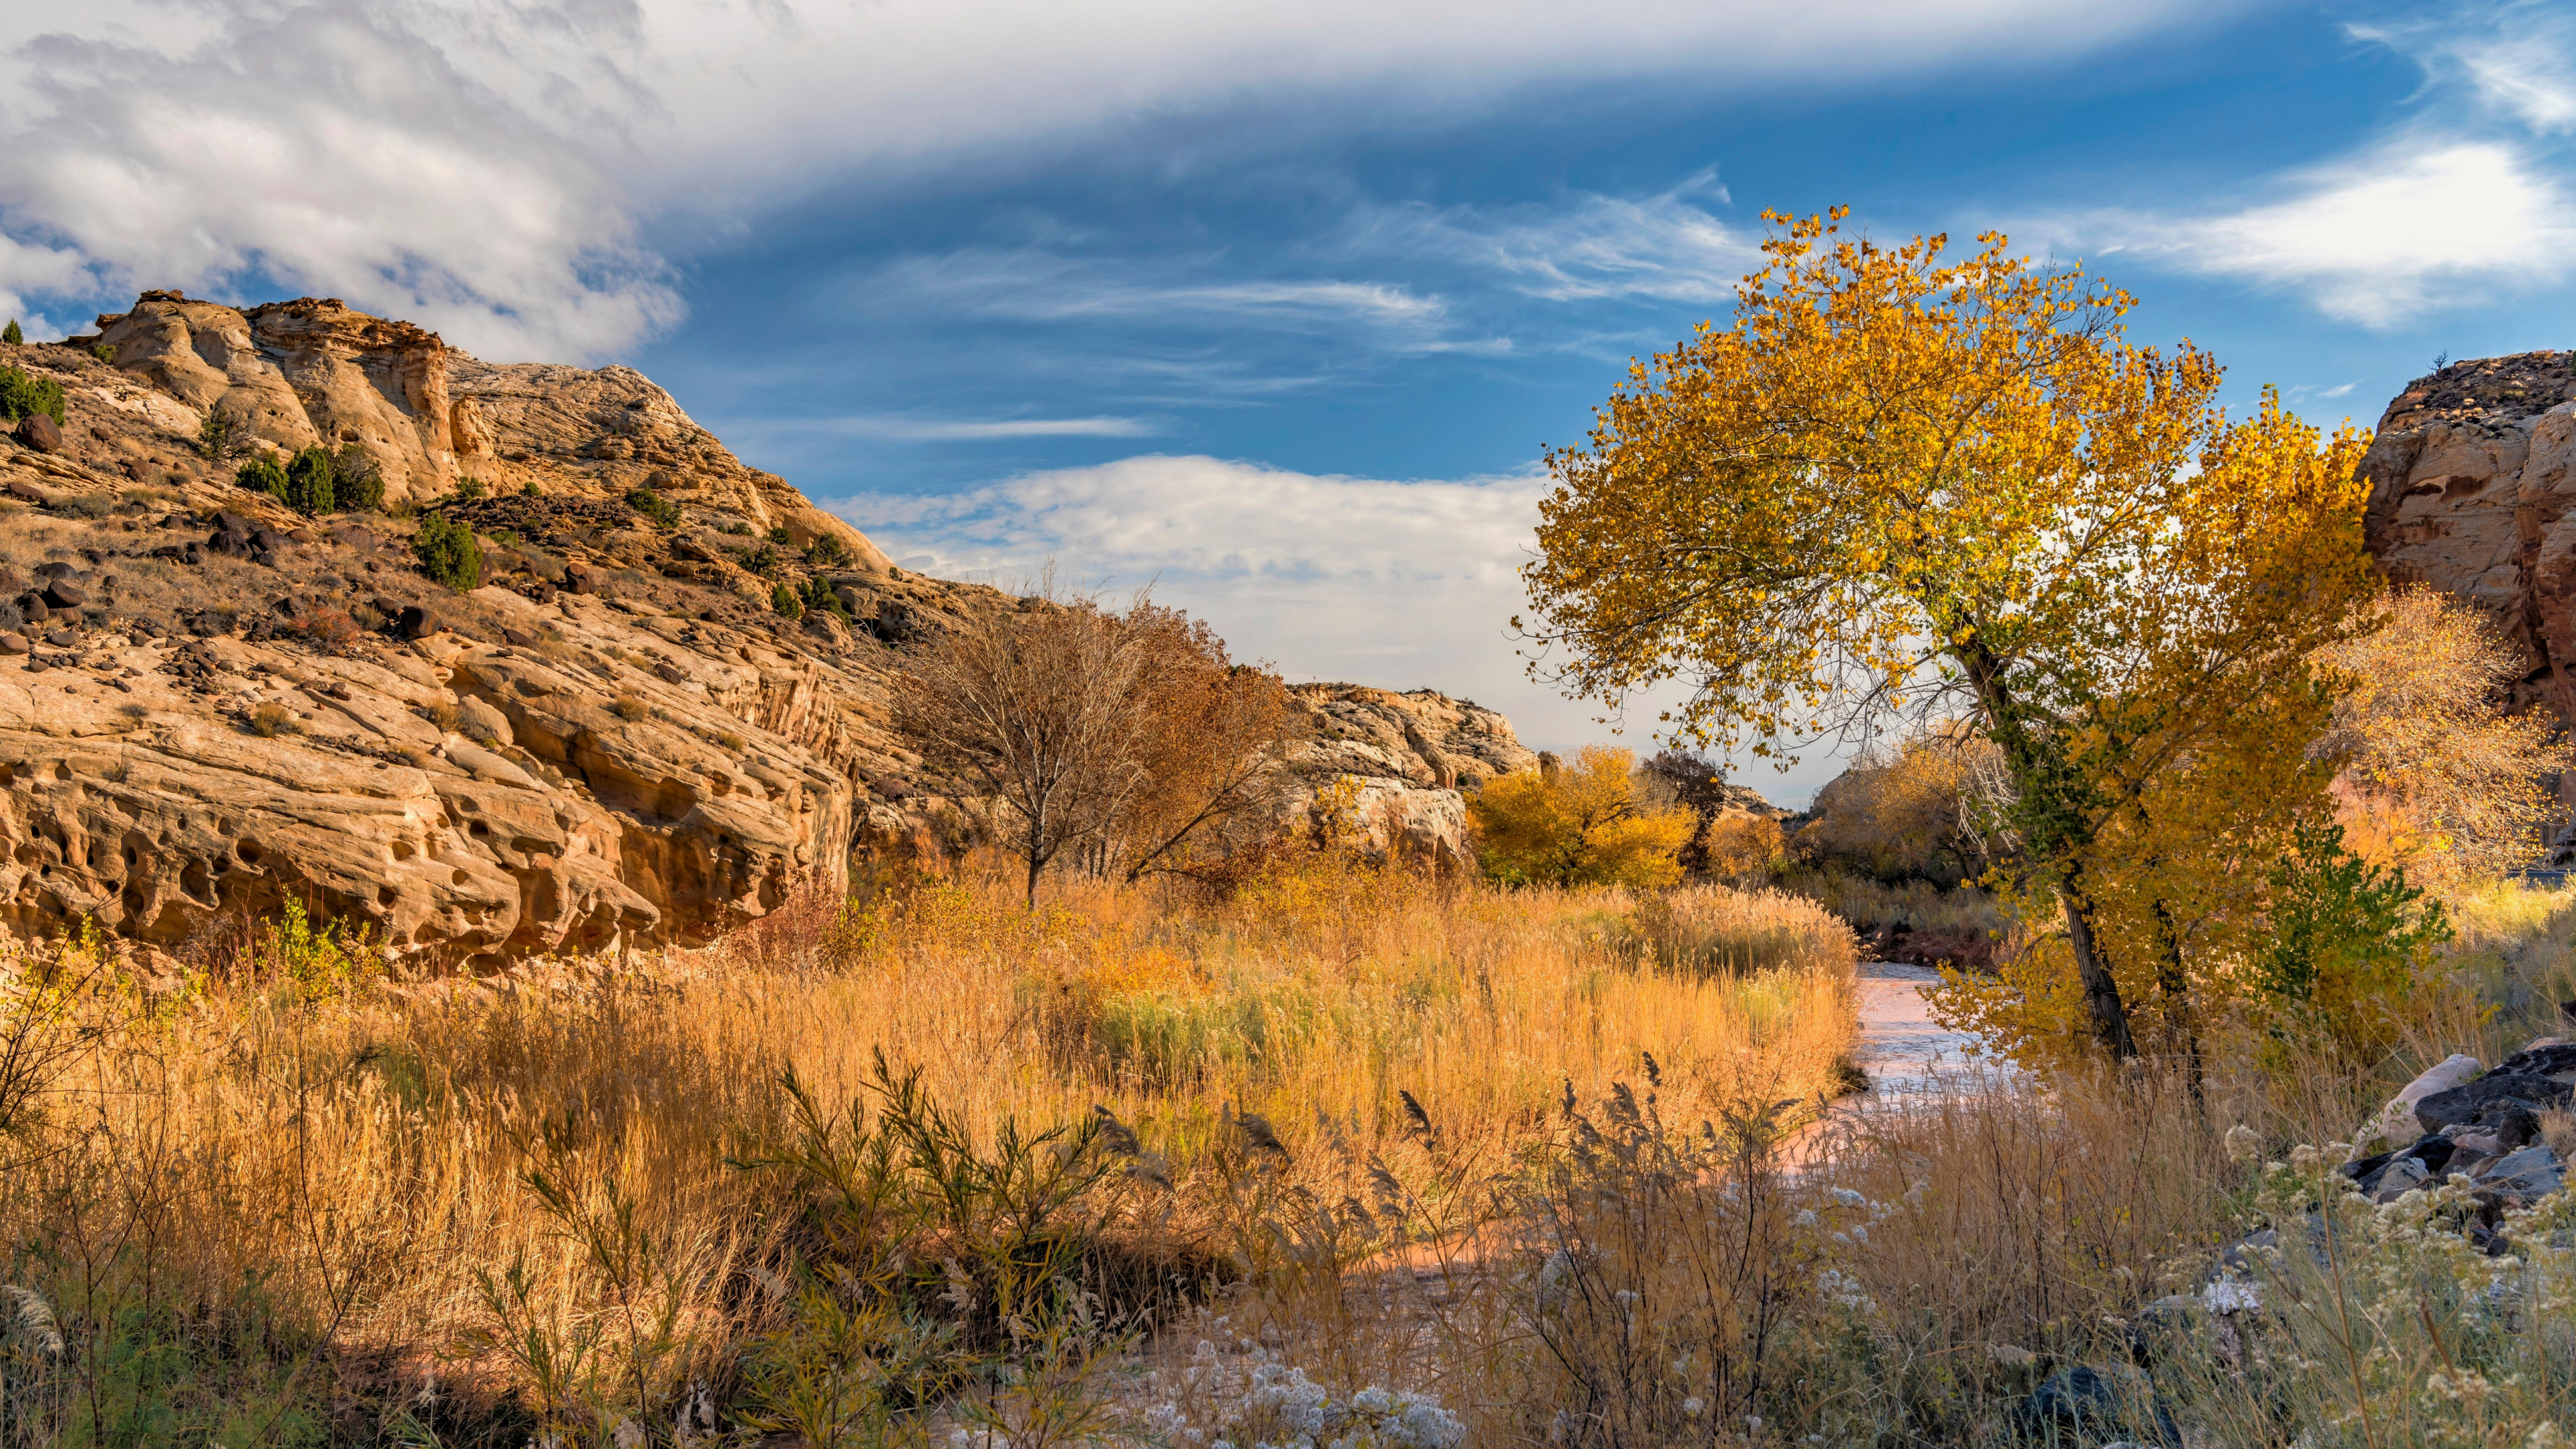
(1519, 210, 2376, 1057)
(1468, 746, 1695, 889)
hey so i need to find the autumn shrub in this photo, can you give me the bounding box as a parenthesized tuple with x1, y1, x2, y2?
(411, 511, 484, 591)
(1469, 745, 1695, 889)
(246, 700, 298, 737)
(2322, 585, 2575, 890)
(1700, 812, 1786, 879)
(1796, 723, 1998, 885)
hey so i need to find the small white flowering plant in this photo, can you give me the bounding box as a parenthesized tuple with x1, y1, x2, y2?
(2145, 1138, 2576, 1448)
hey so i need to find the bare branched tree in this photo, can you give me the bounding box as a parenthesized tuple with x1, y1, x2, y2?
(892, 585, 1305, 904)
(894, 588, 1154, 908)
(1110, 604, 1307, 884)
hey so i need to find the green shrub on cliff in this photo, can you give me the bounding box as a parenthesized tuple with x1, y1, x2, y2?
(235, 455, 289, 500)
(413, 513, 484, 592)
(0, 364, 65, 426)
(282, 445, 336, 515)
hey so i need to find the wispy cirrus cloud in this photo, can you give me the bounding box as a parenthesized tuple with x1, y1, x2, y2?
(2355, 1, 2576, 133)
(859, 248, 1500, 353)
(1347, 174, 1758, 305)
(2025, 3, 2576, 329)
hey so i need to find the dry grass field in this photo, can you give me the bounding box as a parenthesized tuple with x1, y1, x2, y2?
(0, 851, 1862, 1446)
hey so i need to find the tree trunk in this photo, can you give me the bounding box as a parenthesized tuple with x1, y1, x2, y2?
(2059, 867, 2138, 1059)
(1022, 810, 1045, 910)
(2151, 898, 2203, 1107)
(1954, 643, 2139, 1063)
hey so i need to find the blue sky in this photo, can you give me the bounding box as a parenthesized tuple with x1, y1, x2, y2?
(5, 0, 2574, 802)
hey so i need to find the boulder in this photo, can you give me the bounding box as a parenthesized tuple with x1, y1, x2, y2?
(2493, 1042, 2576, 1082)
(455, 692, 513, 747)
(2473, 1145, 2565, 1203)
(14, 413, 62, 453)
(2343, 1133, 2458, 1197)
(2014, 1366, 2174, 1446)
(2358, 1053, 2481, 1154)
(0, 634, 23, 655)
(40, 581, 84, 610)
(1286, 682, 1546, 865)
(397, 605, 442, 640)
(2415, 1071, 2572, 1134)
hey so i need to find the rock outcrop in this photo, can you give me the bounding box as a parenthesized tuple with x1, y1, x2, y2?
(2, 292, 1546, 962)
(79, 290, 886, 566)
(2, 299, 979, 964)
(2359, 352, 2576, 717)
(1289, 684, 1540, 864)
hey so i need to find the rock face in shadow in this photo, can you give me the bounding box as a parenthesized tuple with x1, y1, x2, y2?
(2360, 351, 2576, 717)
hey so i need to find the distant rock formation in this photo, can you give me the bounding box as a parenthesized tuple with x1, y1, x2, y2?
(1289, 684, 1540, 863)
(2360, 351, 2576, 718)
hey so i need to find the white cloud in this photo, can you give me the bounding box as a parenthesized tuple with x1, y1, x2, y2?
(2455, 33, 2576, 133)
(2041, 139, 2576, 327)
(828, 454, 1847, 802)
(2354, 4, 2576, 135)
(0, 4, 679, 360)
(838, 451, 1554, 710)
(862, 249, 1494, 352)
(0, 0, 2238, 358)
(1350, 175, 1758, 304)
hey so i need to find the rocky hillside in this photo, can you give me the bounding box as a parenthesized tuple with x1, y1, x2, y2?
(2360, 350, 2576, 716)
(1, 294, 1531, 966)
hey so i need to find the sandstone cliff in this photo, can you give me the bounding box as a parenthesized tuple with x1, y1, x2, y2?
(2, 294, 1524, 963)
(1291, 683, 1539, 861)
(2360, 351, 2576, 717)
